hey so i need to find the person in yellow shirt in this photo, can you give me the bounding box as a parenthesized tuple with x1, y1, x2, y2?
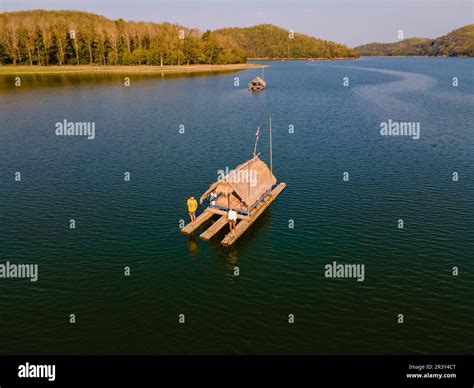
(187, 196, 198, 222)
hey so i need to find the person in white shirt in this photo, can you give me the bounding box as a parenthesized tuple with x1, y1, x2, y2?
(227, 209, 238, 233)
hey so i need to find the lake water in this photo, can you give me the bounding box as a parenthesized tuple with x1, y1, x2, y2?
(0, 57, 473, 354)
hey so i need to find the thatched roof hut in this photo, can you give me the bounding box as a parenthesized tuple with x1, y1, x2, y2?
(200, 155, 276, 214)
(248, 76, 267, 91)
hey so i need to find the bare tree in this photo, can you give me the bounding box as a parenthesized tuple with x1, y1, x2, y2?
(2, 19, 20, 65)
(82, 25, 95, 65)
(38, 19, 52, 65)
(52, 19, 67, 65)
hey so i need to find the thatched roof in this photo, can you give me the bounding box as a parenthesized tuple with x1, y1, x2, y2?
(200, 156, 276, 207)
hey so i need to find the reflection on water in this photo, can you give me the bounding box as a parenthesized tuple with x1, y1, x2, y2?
(187, 236, 200, 258)
(224, 249, 239, 283)
(226, 249, 238, 266)
(0, 69, 245, 94)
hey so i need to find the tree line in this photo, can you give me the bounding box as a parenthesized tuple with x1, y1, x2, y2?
(0, 10, 361, 66)
(0, 10, 247, 66)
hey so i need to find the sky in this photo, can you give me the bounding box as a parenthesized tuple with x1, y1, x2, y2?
(1, 0, 472, 47)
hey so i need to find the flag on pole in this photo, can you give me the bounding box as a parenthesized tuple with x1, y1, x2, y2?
(253, 127, 260, 156)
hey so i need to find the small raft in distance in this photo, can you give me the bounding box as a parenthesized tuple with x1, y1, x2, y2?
(248, 76, 266, 91)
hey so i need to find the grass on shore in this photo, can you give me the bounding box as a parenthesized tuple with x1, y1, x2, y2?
(0, 63, 267, 75)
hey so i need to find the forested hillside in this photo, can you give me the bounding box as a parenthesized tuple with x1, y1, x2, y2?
(216, 24, 359, 59)
(356, 25, 474, 57)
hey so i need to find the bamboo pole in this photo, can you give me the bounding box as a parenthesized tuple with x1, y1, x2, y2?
(248, 153, 251, 198)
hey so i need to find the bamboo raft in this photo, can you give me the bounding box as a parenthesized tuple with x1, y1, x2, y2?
(181, 118, 283, 247)
(248, 76, 266, 91)
(181, 182, 286, 246)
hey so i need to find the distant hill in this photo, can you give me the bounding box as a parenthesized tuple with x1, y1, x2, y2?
(216, 24, 359, 59)
(356, 25, 474, 57)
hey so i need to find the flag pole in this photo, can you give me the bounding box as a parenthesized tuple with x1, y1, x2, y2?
(253, 127, 259, 157)
(250, 126, 259, 202)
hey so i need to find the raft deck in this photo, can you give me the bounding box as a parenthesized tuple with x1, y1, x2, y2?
(199, 215, 228, 241)
(180, 209, 214, 235)
(221, 182, 286, 247)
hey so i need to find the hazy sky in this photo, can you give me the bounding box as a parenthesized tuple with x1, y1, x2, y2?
(1, 0, 472, 46)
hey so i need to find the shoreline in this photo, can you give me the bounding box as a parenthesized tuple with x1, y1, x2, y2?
(248, 57, 358, 61)
(0, 63, 268, 76)
(357, 54, 473, 57)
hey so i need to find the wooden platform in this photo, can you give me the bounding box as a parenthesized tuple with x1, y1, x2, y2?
(199, 215, 228, 241)
(180, 209, 214, 235)
(221, 182, 286, 247)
